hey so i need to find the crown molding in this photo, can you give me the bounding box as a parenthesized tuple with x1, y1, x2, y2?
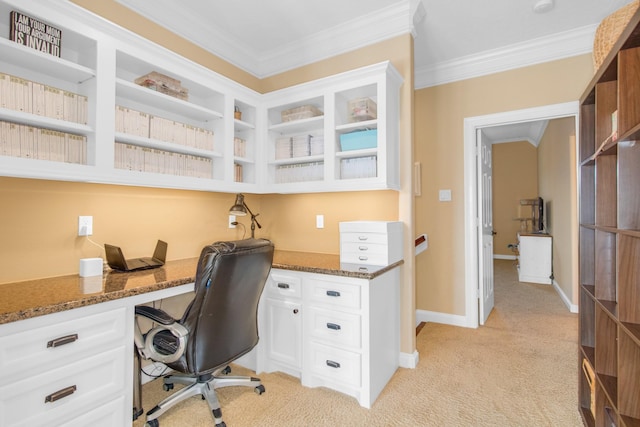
(415, 23, 597, 89)
(114, 0, 418, 79)
(257, 1, 418, 78)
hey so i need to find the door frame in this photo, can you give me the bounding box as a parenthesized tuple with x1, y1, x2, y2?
(462, 101, 579, 328)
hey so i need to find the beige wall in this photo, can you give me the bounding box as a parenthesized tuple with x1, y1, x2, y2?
(492, 141, 538, 256)
(537, 117, 578, 303)
(414, 54, 593, 316)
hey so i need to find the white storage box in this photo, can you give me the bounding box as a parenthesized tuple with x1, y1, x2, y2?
(339, 221, 403, 266)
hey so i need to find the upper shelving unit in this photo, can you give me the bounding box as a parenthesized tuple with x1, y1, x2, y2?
(0, 0, 402, 195)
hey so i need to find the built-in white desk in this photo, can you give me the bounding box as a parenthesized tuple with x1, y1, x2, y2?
(0, 251, 402, 425)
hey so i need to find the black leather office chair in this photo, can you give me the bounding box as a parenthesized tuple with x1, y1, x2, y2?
(133, 238, 274, 427)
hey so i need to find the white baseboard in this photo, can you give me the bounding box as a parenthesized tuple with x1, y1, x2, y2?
(416, 309, 475, 328)
(399, 350, 419, 369)
(553, 279, 578, 313)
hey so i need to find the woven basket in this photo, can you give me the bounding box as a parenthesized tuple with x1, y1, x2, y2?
(593, 0, 640, 72)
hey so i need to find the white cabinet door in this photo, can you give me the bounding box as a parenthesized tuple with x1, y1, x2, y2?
(518, 234, 553, 284)
(264, 297, 302, 377)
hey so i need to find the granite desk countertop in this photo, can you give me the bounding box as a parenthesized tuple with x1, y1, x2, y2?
(0, 250, 402, 325)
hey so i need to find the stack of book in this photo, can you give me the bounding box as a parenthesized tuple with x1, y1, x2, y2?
(275, 161, 324, 183)
(275, 136, 292, 159)
(234, 137, 246, 157)
(0, 72, 88, 124)
(234, 163, 243, 182)
(340, 156, 377, 179)
(114, 142, 212, 178)
(275, 132, 323, 159)
(0, 120, 86, 164)
(115, 106, 214, 151)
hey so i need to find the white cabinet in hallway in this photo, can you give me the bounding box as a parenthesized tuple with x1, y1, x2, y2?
(517, 233, 552, 284)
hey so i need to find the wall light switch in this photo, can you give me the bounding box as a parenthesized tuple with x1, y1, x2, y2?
(316, 214, 324, 229)
(439, 189, 452, 202)
(78, 215, 93, 236)
(229, 214, 236, 228)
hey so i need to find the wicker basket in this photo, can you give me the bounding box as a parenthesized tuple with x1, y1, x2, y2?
(593, 1, 640, 72)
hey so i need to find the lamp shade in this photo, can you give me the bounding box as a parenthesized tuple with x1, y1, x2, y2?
(229, 193, 247, 216)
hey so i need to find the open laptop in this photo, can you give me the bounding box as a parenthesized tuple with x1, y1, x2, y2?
(104, 240, 168, 272)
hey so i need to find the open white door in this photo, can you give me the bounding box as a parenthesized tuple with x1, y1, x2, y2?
(478, 129, 495, 325)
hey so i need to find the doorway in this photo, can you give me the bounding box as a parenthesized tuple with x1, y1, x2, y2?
(462, 101, 580, 328)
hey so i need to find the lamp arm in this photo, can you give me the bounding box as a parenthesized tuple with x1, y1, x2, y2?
(243, 202, 262, 229)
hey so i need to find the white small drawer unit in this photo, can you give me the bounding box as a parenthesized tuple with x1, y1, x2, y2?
(339, 221, 403, 266)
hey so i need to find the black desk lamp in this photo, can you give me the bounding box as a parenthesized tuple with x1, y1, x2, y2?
(229, 193, 261, 238)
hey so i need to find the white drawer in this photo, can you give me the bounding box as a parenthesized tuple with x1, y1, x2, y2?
(309, 341, 361, 387)
(308, 307, 361, 349)
(340, 252, 392, 266)
(266, 272, 302, 299)
(62, 396, 125, 427)
(307, 279, 361, 310)
(341, 241, 389, 255)
(340, 232, 390, 245)
(0, 307, 126, 381)
(0, 346, 126, 427)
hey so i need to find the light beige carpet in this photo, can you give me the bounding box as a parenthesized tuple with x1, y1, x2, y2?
(133, 259, 581, 426)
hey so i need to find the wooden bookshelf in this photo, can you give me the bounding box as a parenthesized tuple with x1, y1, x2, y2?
(579, 8, 640, 427)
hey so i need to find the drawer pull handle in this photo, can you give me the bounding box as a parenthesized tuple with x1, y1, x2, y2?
(358, 236, 368, 241)
(45, 385, 76, 403)
(293, 309, 299, 314)
(358, 267, 369, 271)
(327, 323, 341, 330)
(277, 283, 290, 289)
(326, 290, 341, 297)
(359, 256, 368, 261)
(326, 360, 341, 369)
(47, 334, 78, 348)
(358, 246, 368, 251)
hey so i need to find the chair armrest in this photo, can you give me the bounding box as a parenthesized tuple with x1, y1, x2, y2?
(135, 305, 176, 325)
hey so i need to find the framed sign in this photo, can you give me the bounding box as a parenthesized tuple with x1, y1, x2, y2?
(10, 11, 61, 57)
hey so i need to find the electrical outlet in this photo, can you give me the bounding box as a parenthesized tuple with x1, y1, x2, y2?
(229, 214, 236, 228)
(78, 215, 93, 236)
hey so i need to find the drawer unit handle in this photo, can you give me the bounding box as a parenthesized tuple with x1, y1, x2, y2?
(277, 283, 290, 289)
(326, 290, 341, 297)
(358, 236, 369, 241)
(327, 323, 341, 330)
(326, 360, 341, 369)
(45, 385, 77, 403)
(47, 334, 78, 348)
(358, 246, 368, 251)
(358, 267, 369, 271)
(358, 256, 368, 261)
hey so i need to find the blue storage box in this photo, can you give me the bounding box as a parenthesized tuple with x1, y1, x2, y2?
(339, 129, 377, 151)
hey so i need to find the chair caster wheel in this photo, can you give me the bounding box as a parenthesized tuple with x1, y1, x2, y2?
(215, 422, 226, 427)
(145, 420, 159, 427)
(163, 383, 174, 392)
(255, 384, 265, 395)
(221, 365, 231, 375)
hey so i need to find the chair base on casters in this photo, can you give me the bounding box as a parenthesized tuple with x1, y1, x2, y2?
(143, 367, 265, 427)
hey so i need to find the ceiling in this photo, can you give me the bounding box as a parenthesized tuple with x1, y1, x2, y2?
(114, 0, 635, 143)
